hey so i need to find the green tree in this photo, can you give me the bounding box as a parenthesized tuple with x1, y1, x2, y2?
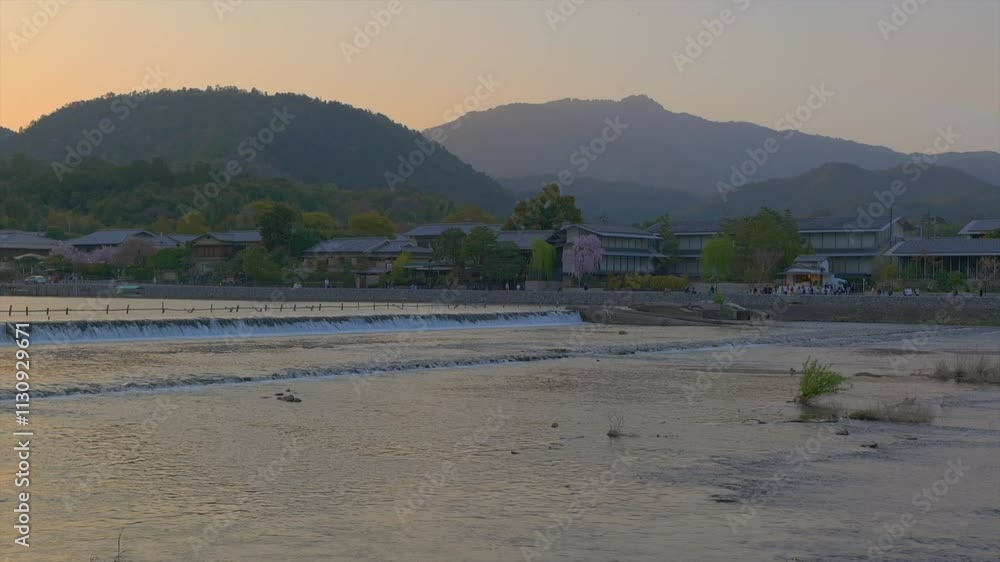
(258, 203, 300, 252)
(177, 210, 209, 234)
(640, 213, 679, 270)
(241, 245, 283, 284)
(701, 234, 735, 282)
(483, 241, 525, 287)
(433, 227, 467, 266)
(302, 211, 339, 239)
(443, 205, 498, 224)
(871, 256, 900, 287)
(233, 201, 276, 229)
(461, 226, 498, 269)
(151, 247, 191, 271)
(347, 211, 396, 237)
(43, 254, 72, 275)
(724, 208, 803, 283)
(390, 251, 413, 285)
(289, 223, 323, 257)
(505, 183, 583, 230)
(528, 239, 556, 281)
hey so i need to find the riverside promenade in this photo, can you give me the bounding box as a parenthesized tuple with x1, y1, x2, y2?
(3, 282, 999, 326)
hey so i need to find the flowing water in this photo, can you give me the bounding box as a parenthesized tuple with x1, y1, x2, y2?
(1, 297, 998, 561)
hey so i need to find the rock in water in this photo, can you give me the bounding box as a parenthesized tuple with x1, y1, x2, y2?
(835, 428, 849, 436)
(860, 442, 878, 449)
(551, 422, 559, 428)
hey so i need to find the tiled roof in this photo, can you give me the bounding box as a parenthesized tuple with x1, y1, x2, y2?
(793, 255, 829, 263)
(958, 219, 1000, 235)
(810, 249, 885, 256)
(148, 233, 185, 248)
(785, 266, 825, 274)
(202, 230, 262, 243)
(304, 237, 389, 254)
(886, 238, 1000, 256)
(66, 229, 156, 246)
(370, 239, 432, 254)
(66, 228, 166, 246)
(304, 237, 432, 257)
(168, 233, 200, 244)
(66, 230, 185, 248)
(571, 224, 661, 239)
(402, 223, 501, 237)
(496, 230, 555, 250)
(0, 231, 59, 251)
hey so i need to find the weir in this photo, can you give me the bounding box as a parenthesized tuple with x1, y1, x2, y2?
(0, 311, 582, 346)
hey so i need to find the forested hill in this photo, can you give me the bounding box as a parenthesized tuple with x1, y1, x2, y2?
(0, 155, 456, 234)
(0, 127, 14, 148)
(3, 88, 513, 211)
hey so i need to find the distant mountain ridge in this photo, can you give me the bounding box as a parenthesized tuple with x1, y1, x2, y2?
(932, 152, 1000, 186)
(427, 95, 999, 196)
(500, 176, 701, 224)
(2, 88, 514, 211)
(690, 162, 1000, 222)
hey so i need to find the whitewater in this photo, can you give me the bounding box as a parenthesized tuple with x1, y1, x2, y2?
(1, 310, 582, 345)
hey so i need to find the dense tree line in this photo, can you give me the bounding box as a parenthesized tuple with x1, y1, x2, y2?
(0, 155, 455, 237)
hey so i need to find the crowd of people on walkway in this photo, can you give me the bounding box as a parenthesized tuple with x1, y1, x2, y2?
(742, 283, 854, 295)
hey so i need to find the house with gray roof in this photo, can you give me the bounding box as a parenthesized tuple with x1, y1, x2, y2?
(401, 223, 501, 248)
(66, 229, 182, 252)
(782, 255, 834, 287)
(304, 237, 392, 256)
(885, 238, 1000, 279)
(669, 219, 727, 277)
(664, 215, 904, 279)
(190, 230, 263, 273)
(0, 230, 60, 259)
(796, 216, 903, 277)
(168, 233, 200, 245)
(958, 219, 1000, 239)
(302, 237, 431, 288)
(551, 224, 664, 277)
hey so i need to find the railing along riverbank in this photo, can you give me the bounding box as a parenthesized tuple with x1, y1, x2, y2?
(3, 282, 999, 325)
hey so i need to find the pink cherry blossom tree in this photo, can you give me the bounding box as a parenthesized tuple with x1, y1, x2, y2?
(51, 243, 116, 264)
(571, 234, 604, 283)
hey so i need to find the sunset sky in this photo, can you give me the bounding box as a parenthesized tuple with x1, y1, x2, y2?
(1, 0, 997, 153)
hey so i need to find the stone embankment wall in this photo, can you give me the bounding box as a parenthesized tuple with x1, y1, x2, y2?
(4, 283, 999, 325)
